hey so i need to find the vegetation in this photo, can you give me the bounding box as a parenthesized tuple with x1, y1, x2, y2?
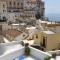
(24, 43, 30, 56)
(52, 53, 56, 58)
(44, 57, 51, 60)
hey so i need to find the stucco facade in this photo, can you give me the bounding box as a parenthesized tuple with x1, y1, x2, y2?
(33, 31, 60, 51)
(0, 1, 7, 13)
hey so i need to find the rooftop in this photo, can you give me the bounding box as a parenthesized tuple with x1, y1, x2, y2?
(26, 26, 36, 30)
(5, 29, 22, 38)
(43, 30, 55, 34)
(0, 41, 51, 60)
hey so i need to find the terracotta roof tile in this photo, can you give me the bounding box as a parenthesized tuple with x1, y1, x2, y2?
(5, 29, 22, 38)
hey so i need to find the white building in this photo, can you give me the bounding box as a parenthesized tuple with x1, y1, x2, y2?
(23, 0, 37, 10)
(7, 13, 16, 22)
(0, 1, 7, 13)
(0, 12, 16, 23)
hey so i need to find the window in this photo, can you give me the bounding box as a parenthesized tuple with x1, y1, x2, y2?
(10, 1, 11, 5)
(3, 4, 5, 8)
(14, 2, 15, 5)
(3, 10, 6, 12)
(21, 3, 23, 6)
(17, 2, 19, 6)
(36, 34, 38, 38)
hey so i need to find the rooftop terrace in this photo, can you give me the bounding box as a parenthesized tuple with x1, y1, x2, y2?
(0, 41, 51, 60)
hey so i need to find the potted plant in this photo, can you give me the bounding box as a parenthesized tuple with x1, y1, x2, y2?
(24, 43, 30, 56)
(52, 53, 56, 59)
(44, 57, 51, 60)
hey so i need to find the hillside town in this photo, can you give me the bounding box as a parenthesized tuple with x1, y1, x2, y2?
(0, 0, 60, 60)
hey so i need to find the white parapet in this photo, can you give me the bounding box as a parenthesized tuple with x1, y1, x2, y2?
(0, 42, 51, 60)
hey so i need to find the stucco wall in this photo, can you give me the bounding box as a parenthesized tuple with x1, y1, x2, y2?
(34, 32, 43, 45)
(46, 33, 60, 51)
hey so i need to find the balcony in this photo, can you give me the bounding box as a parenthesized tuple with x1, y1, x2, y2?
(0, 41, 51, 60)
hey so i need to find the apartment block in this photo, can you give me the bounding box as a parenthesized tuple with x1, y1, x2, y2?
(0, 1, 7, 13)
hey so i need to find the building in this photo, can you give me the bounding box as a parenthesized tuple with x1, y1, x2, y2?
(36, 0, 45, 17)
(0, 15, 7, 43)
(33, 31, 43, 45)
(33, 30, 60, 51)
(7, 13, 16, 22)
(23, 0, 37, 10)
(5, 0, 23, 12)
(23, 0, 45, 19)
(21, 10, 35, 19)
(0, 12, 16, 23)
(0, 0, 45, 19)
(0, 1, 7, 13)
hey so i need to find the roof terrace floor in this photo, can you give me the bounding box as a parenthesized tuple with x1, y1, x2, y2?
(15, 55, 40, 60)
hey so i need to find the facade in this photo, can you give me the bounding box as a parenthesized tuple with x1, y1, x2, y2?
(0, 1, 7, 13)
(23, 0, 37, 10)
(20, 10, 35, 19)
(36, 0, 45, 17)
(0, 0, 45, 19)
(7, 13, 16, 22)
(33, 30, 60, 51)
(5, 0, 23, 12)
(23, 0, 45, 18)
(33, 31, 43, 45)
(0, 13, 16, 23)
(42, 31, 60, 51)
(0, 17, 7, 43)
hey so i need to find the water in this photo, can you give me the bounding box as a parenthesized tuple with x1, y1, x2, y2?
(14, 55, 38, 60)
(14, 55, 25, 60)
(46, 14, 60, 21)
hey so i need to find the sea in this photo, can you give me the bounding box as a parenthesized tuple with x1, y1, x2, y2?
(46, 14, 60, 22)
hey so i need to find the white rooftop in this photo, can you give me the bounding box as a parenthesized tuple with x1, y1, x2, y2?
(47, 21, 56, 24)
(26, 26, 36, 30)
(56, 56, 60, 60)
(20, 23, 26, 25)
(12, 24, 19, 26)
(43, 31, 55, 34)
(39, 19, 47, 23)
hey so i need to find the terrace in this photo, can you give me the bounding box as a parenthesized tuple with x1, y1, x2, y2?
(48, 50, 60, 60)
(0, 41, 51, 60)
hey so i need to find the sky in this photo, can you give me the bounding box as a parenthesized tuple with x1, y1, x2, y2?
(45, 0, 60, 15)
